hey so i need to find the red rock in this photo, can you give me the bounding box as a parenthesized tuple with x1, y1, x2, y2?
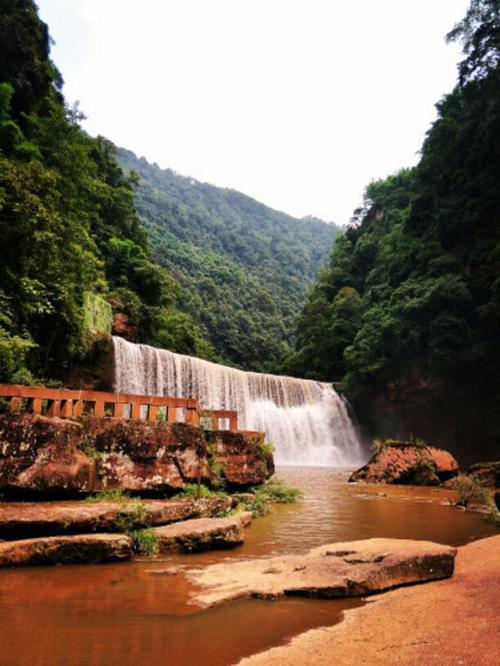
(205, 430, 274, 486)
(187, 538, 457, 607)
(467, 461, 500, 488)
(0, 496, 239, 539)
(153, 514, 248, 553)
(0, 414, 273, 496)
(0, 533, 132, 567)
(349, 441, 459, 485)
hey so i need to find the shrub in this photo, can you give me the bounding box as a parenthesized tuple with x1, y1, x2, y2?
(454, 474, 493, 508)
(207, 442, 226, 490)
(129, 528, 160, 555)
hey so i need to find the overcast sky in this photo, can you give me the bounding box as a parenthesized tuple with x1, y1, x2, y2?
(37, 0, 469, 225)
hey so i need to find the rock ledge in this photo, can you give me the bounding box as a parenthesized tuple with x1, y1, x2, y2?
(187, 538, 456, 607)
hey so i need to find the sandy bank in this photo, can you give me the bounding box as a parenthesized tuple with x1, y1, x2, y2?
(239, 534, 500, 666)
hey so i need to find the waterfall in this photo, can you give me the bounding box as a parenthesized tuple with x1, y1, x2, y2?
(112, 336, 365, 466)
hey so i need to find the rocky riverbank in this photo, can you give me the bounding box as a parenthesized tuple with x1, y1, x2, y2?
(0, 413, 273, 496)
(238, 534, 500, 666)
(0, 496, 254, 566)
(185, 538, 456, 607)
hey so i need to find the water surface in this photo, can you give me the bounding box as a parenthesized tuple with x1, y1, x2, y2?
(0, 467, 496, 666)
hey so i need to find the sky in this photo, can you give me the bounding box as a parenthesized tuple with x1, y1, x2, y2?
(36, 0, 470, 226)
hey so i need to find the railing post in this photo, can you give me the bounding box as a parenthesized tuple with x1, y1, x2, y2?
(9, 397, 22, 413)
(60, 399, 73, 418)
(114, 403, 124, 418)
(167, 407, 177, 423)
(46, 400, 61, 417)
(28, 397, 43, 415)
(149, 405, 158, 422)
(131, 402, 141, 420)
(94, 401, 105, 418)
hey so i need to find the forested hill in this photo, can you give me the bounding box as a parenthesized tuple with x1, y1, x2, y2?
(117, 148, 339, 371)
(0, 0, 218, 384)
(285, 0, 500, 461)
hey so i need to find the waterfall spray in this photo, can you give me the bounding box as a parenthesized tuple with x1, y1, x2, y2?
(112, 336, 365, 466)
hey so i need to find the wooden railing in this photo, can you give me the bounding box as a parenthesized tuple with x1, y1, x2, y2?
(0, 384, 202, 425)
(201, 409, 238, 431)
(0, 384, 242, 431)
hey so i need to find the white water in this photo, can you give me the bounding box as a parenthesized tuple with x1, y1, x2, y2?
(112, 336, 365, 466)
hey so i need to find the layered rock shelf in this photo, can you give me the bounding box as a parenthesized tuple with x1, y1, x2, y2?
(0, 413, 273, 496)
(186, 538, 457, 607)
(0, 533, 133, 567)
(153, 512, 252, 553)
(0, 497, 240, 539)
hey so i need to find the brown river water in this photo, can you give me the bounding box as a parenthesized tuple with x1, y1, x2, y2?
(0, 467, 497, 666)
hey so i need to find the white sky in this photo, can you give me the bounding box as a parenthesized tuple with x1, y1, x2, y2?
(37, 0, 469, 225)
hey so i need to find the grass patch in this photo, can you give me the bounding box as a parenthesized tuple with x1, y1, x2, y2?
(242, 477, 303, 517)
(84, 488, 131, 503)
(371, 438, 428, 455)
(176, 483, 227, 499)
(129, 528, 160, 555)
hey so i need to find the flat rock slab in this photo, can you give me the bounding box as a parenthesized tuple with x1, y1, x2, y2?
(153, 513, 251, 554)
(187, 538, 456, 607)
(0, 496, 236, 539)
(0, 533, 133, 567)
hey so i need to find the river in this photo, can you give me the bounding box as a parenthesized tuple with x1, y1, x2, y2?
(0, 467, 496, 666)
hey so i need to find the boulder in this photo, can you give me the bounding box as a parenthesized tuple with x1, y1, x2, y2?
(186, 538, 456, 608)
(349, 441, 459, 485)
(467, 461, 500, 488)
(0, 496, 238, 539)
(0, 414, 92, 493)
(152, 513, 251, 553)
(0, 414, 272, 496)
(0, 533, 133, 567)
(204, 430, 274, 486)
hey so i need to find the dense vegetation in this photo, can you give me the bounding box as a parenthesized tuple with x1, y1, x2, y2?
(117, 148, 338, 371)
(0, 0, 229, 384)
(286, 0, 500, 457)
(0, 0, 337, 383)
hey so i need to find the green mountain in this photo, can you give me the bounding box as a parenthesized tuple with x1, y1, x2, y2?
(117, 148, 339, 371)
(285, 0, 500, 461)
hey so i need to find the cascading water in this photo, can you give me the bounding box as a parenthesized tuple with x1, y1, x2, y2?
(112, 336, 365, 466)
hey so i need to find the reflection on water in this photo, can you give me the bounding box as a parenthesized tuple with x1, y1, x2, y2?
(0, 468, 496, 666)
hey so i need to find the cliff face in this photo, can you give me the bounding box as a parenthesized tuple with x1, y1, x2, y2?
(356, 371, 500, 466)
(0, 414, 272, 497)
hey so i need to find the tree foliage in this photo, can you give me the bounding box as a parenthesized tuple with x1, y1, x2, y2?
(0, 1, 211, 382)
(288, 0, 500, 413)
(117, 149, 339, 371)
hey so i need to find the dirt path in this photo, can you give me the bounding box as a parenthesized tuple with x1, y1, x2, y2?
(239, 535, 500, 666)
